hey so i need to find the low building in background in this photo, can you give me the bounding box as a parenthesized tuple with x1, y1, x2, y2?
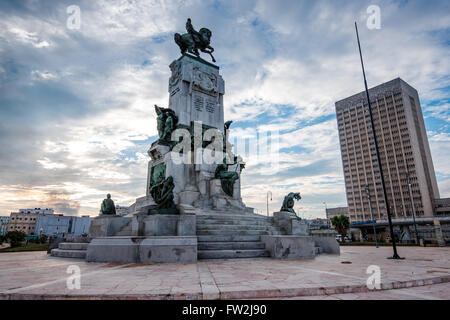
(115, 205, 129, 217)
(18, 208, 54, 215)
(7, 208, 53, 235)
(326, 207, 349, 223)
(435, 198, 450, 216)
(0, 216, 10, 235)
(307, 218, 330, 230)
(34, 215, 91, 238)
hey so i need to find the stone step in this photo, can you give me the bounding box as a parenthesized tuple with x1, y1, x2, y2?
(197, 219, 275, 226)
(198, 241, 266, 250)
(197, 215, 273, 222)
(197, 229, 271, 236)
(58, 243, 88, 250)
(198, 235, 261, 242)
(196, 224, 277, 231)
(198, 249, 270, 260)
(51, 248, 87, 259)
(116, 226, 132, 236)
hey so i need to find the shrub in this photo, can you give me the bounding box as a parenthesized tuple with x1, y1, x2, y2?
(5, 231, 27, 247)
(39, 234, 48, 244)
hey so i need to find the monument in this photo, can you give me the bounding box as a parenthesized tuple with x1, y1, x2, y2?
(51, 18, 339, 263)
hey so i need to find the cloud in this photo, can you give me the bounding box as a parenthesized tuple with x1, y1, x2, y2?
(0, 0, 449, 217)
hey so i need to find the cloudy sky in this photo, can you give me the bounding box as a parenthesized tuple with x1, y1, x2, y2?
(0, 0, 449, 218)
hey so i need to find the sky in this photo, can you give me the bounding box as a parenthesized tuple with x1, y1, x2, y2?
(0, 0, 449, 218)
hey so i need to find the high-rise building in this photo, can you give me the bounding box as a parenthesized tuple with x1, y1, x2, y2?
(335, 78, 440, 224)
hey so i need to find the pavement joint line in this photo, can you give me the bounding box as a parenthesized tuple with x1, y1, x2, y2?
(197, 261, 220, 300)
(0, 263, 135, 294)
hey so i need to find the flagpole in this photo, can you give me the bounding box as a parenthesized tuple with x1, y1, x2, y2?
(355, 22, 402, 259)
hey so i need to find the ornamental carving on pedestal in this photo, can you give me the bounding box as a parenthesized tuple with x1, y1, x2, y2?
(192, 66, 218, 96)
(169, 61, 181, 92)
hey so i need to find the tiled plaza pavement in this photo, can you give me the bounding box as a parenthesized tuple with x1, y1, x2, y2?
(0, 246, 448, 300)
(276, 282, 450, 300)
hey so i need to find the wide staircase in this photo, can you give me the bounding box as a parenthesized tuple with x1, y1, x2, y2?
(196, 212, 283, 260)
(51, 242, 88, 259)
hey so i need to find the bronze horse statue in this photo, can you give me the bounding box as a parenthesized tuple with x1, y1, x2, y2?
(174, 18, 216, 62)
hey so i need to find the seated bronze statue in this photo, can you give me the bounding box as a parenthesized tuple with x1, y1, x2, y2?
(100, 194, 116, 215)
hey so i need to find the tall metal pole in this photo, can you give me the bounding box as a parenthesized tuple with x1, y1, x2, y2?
(266, 191, 272, 217)
(406, 172, 420, 244)
(365, 184, 379, 248)
(355, 22, 402, 259)
(323, 202, 329, 228)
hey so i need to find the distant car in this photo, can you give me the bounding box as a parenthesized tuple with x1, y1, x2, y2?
(344, 236, 351, 243)
(335, 235, 342, 242)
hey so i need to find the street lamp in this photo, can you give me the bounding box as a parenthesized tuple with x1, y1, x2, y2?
(365, 184, 378, 248)
(323, 202, 329, 228)
(266, 191, 273, 217)
(406, 172, 420, 245)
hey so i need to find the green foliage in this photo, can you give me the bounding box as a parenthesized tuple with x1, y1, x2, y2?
(5, 231, 27, 247)
(39, 234, 48, 244)
(330, 215, 350, 238)
(0, 243, 48, 252)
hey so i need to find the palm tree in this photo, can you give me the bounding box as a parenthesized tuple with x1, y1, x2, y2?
(331, 215, 350, 239)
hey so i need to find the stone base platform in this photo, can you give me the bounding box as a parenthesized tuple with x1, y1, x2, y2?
(1, 247, 449, 300)
(86, 236, 197, 264)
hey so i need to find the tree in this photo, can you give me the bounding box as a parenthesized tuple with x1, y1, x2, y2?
(39, 234, 48, 244)
(331, 215, 350, 239)
(5, 231, 27, 247)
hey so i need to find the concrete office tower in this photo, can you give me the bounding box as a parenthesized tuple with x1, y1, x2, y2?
(335, 78, 439, 223)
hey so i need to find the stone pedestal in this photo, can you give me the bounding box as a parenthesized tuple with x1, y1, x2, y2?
(86, 236, 197, 264)
(88, 215, 131, 238)
(168, 54, 225, 130)
(139, 237, 197, 264)
(273, 211, 308, 235)
(209, 179, 245, 210)
(86, 237, 139, 263)
(311, 231, 340, 254)
(126, 195, 156, 216)
(143, 214, 196, 236)
(129, 211, 196, 237)
(261, 235, 315, 259)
